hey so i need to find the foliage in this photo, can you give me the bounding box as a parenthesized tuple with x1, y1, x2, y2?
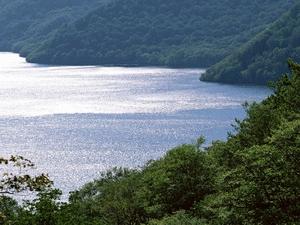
(12, 189, 63, 225)
(0, 155, 52, 194)
(0, 155, 53, 225)
(201, 3, 300, 84)
(0, 196, 18, 224)
(196, 60, 300, 225)
(147, 211, 205, 225)
(53, 144, 214, 225)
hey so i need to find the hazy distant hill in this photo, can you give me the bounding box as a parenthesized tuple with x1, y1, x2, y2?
(24, 0, 295, 67)
(0, 0, 105, 53)
(201, 3, 300, 84)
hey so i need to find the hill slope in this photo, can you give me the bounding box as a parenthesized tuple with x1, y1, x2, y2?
(201, 3, 300, 84)
(24, 0, 295, 67)
(0, 0, 106, 53)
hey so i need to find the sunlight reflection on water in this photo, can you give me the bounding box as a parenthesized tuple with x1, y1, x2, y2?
(0, 53, 271, 199)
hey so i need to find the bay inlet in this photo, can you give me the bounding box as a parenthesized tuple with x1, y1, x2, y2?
(0, 52, 271, 197)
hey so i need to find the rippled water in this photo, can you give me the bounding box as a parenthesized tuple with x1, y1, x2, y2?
(0, 52, 271, 197)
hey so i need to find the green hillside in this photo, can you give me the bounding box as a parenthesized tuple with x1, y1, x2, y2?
(201, 3, 300, 84)
(0, 0, 105, 53)
(24, 0, 295, 67)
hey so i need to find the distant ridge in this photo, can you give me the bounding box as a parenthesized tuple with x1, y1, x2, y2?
(0, 0, 105, 52)
(21, 0, 295, 68)
(201, 3, 300, 84)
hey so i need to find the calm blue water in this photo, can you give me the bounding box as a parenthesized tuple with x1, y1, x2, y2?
(0, 52, 271, 197)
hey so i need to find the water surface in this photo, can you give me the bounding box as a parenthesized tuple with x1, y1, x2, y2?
(0, 53, 271, 196)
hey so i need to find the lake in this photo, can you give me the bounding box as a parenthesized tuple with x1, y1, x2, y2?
(0, 52, 271, 197)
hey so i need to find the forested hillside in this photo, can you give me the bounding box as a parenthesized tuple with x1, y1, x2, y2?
(1, 60, 300, 225)
(24, 0, 295, 67)
(201, 3, 300, 84)
(0, 0, 106, 53)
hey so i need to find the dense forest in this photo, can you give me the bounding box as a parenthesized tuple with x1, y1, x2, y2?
(22, 0, 295, 67)
(1, 60, 300, 224)
(201, 3, 300, 84)
(0, 0, 107, 53)
(1, 0, 300, 84)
